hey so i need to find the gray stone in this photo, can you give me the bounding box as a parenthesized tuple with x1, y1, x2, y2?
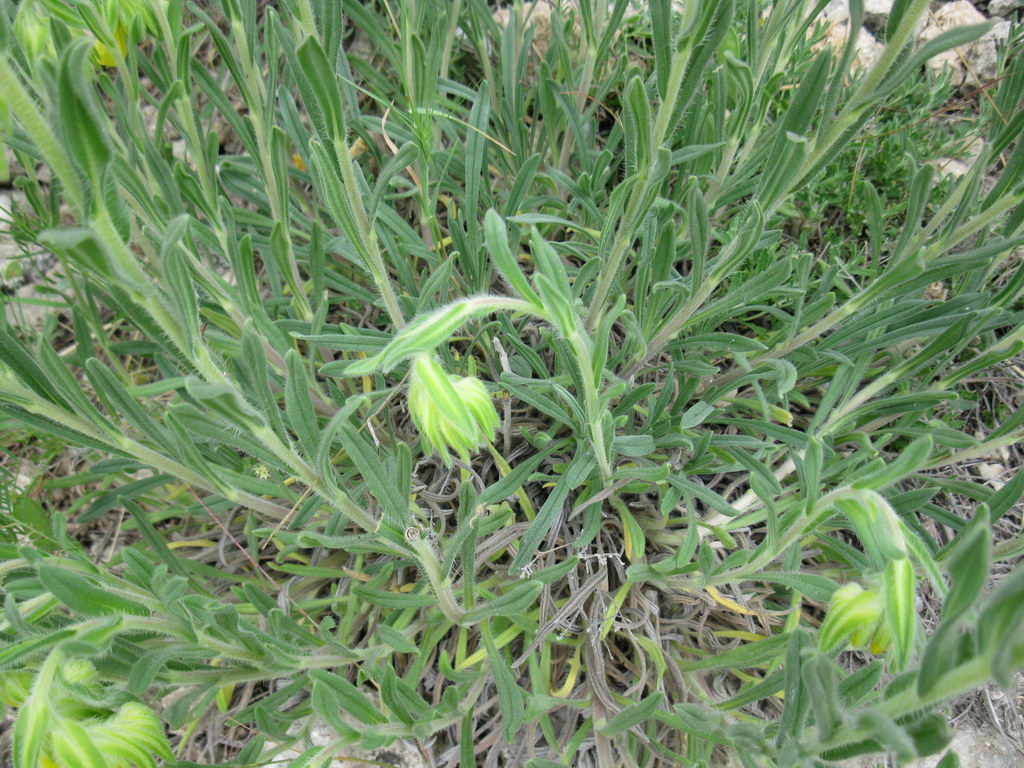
(919, 2, 1012, 88)
(863, 0, 895, 30)
(989, 0, 1024, 19)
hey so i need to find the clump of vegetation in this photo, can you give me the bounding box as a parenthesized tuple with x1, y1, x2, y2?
(1, 1, 1023, 766)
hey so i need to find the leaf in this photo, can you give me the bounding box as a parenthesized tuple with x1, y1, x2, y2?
(801, 649, 843, 742)
(649, 0, 673, 101)
(85, 359, 175, 454)
(482, 620, 524, 743)
(308, 669, 386, 725)
(37, 564, 150, 617)
(477, 441, 559, 507)
(164, 247, 199, 352)
(309, 677, 359, 739)
(352, 586, 437, 609)
(485, 210, 544, 309)
(379, 664, 430, 725)
(987, 467, 1024, 524)
(599, 692, 663, 737)
(776, 631, 810, 746)
(752, 572, 839, 603)
(329, 411, 409, 528)
(377, 624, 419, 655)
(464, 581, 543, 625)
(78, 475, 174, 523)
(905, 712, 953, 759)
(941, 513, 990, 624)
(873, 23, 994, 104)
(677, 634, 790, 671)
(883, 557, 916, 672)
(612, 434, 656, 458)
(294, 37, 345, 147)
(11, 496, 54, 548)
(284, 349, 319, 459)
(852, 436, 933, 491)
(0, 630, 75, 668)
(508, 457, 576, 574)
(58, 39, 112, 186)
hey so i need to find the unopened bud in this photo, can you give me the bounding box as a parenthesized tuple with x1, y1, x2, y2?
(408, 354, 498, 466)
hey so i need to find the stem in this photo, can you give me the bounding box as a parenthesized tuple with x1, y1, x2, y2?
(586, 23, 692, 331)
(0, 57, 86, 216)
(813, 655, 994, 758)
(411, 536, 465, 624)
(568, 331, 612, 484)
(439, 0, 464, 80)
(797, 0, 933, 186)
(333, 133, 407, 328)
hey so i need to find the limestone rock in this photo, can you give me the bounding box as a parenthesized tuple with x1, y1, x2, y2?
(919, 1, 1011, 88)
(928, 134, 986, 179)
(988, 0, 1023, 19)
(821, 0, 896, 31)
(863, 0, 895, 31)
(492, 1, 560, 60)
(816, 19, 886, 72)
(275, 717, 427, 768)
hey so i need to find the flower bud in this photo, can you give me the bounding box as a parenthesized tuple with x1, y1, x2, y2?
(13, 0, 56, 60)
(407, 354, 498, 466)
(820, 583, 885, 653)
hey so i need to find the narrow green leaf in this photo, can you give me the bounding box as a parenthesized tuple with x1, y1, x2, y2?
(463, 581, 543, 624)
(309, 669, 386, 725)
(482, 620, 524, 743)
(284, 349, 319, 459)
(485, 210, 543, 306)
(599, 691, 663, 737)
(884, 558, 915, 672)
(37, 565, 149, 617)
(508, 459, 576, 574)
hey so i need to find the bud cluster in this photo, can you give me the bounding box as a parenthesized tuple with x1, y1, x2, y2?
(819, 582, 893, 655)
(407, 354, 499, 467)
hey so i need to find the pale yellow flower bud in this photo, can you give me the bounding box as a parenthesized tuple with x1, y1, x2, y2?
(407, 354, 498, 466)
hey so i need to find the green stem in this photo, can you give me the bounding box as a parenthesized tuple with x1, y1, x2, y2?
(797, 0, 933, 186)
(568, 331, 612, 484)
(586, 22, 692, 331)
(812, 655, 994, 758)
(0, 57, 86, 216)
(333, 134, 406, 329)
(411, 535, 465, 624)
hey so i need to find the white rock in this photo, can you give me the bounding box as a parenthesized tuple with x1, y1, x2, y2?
(854, 26, 886, 70)
(928, 135, 986, 179)
(919, 2, 1011, 88)
(492, 0, 560, 59)
(863, 0, 895, 28)
(929, 157, 972, 178)
(816, 19, 886, 72)
(988, 0, 1023, 19)
(821, 0, 896, 28)
(975, 462, 1007, 490)
(822, 0, 851, 24)
(273, 718, 427, 768)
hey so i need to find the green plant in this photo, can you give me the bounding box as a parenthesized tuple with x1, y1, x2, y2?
(1, 0, 1023, 766)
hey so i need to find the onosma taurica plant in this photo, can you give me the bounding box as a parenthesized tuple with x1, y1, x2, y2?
(1, 1, 1024, 766)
